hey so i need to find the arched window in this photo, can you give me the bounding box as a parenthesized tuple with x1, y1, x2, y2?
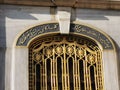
(29, 34, 104, 90)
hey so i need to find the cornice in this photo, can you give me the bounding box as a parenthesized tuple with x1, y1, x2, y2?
(0, 0, 120, 10)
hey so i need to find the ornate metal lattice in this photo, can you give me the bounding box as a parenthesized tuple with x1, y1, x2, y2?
(29, 35, 104, 90)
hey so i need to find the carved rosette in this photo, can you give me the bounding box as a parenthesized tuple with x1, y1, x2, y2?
(66, 46, 74, 55)
(55, 46, 63, 55)
(33, 52, 42, 62)
(87, 54, 96, 64)
(76, 47, 85, 59)
(44, 47, 53, 57)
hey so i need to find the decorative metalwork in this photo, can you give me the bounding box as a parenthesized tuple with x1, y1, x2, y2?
(29, 35, 104, 90)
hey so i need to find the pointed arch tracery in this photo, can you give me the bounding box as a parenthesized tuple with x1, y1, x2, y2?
(29, 34, 104, 90)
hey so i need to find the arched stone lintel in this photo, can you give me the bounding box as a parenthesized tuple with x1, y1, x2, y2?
(13, 22, 120, 90)
(16, 23, 59, 46)
(16, 23, 114, 50)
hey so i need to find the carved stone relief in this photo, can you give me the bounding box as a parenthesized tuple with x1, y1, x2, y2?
(16, 23, 59, 46)
(16, 23, 113, 49)
(70, 24, 113, 49)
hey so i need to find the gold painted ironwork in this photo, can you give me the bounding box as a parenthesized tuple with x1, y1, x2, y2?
(29, 35, 104, 90)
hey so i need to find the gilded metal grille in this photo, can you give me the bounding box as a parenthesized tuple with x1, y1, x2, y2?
(29, 35, 104, 90)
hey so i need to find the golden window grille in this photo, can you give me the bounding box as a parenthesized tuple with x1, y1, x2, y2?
(29, 35, 104, 90)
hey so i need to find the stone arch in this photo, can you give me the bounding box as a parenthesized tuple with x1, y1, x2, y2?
(13, 22, 119, 90)
(16, 22, 114, 50)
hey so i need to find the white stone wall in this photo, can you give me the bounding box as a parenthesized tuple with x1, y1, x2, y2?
(75, 10, 120, 90)
(0, 5, 52, 90)
(76, 9, 120, 47)
(0, 5, 120, 90)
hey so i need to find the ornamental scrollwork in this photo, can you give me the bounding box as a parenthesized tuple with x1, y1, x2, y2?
(16, 23, 113, 49)
(16, 23, 59, 46)
(70, 23, 113, 49)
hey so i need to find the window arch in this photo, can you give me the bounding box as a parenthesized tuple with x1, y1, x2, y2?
(29, 34, 104, 90)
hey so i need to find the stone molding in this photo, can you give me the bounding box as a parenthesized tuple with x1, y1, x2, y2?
(1, 0, 120, 10)
(13, 22, 119, 90)
(16, 23, 113, 49)
(16, 23, 59, 46)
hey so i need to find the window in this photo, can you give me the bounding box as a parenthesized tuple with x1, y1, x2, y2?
(29, 34, 104, 90)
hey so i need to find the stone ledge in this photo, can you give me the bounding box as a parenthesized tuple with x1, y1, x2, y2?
(0, 0, 120, 10)
(75, 1, 120, 10)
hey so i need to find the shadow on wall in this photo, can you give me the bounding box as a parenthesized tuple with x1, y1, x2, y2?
(0, 5, 6, 90)
(77, 9, 120, 20)
(3, 5, 52, 20)
(114, 40, 120, 89)
(4, 5, 120, 21)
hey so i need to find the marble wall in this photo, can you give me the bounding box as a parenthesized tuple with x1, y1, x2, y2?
(0, 5, 120, 90)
